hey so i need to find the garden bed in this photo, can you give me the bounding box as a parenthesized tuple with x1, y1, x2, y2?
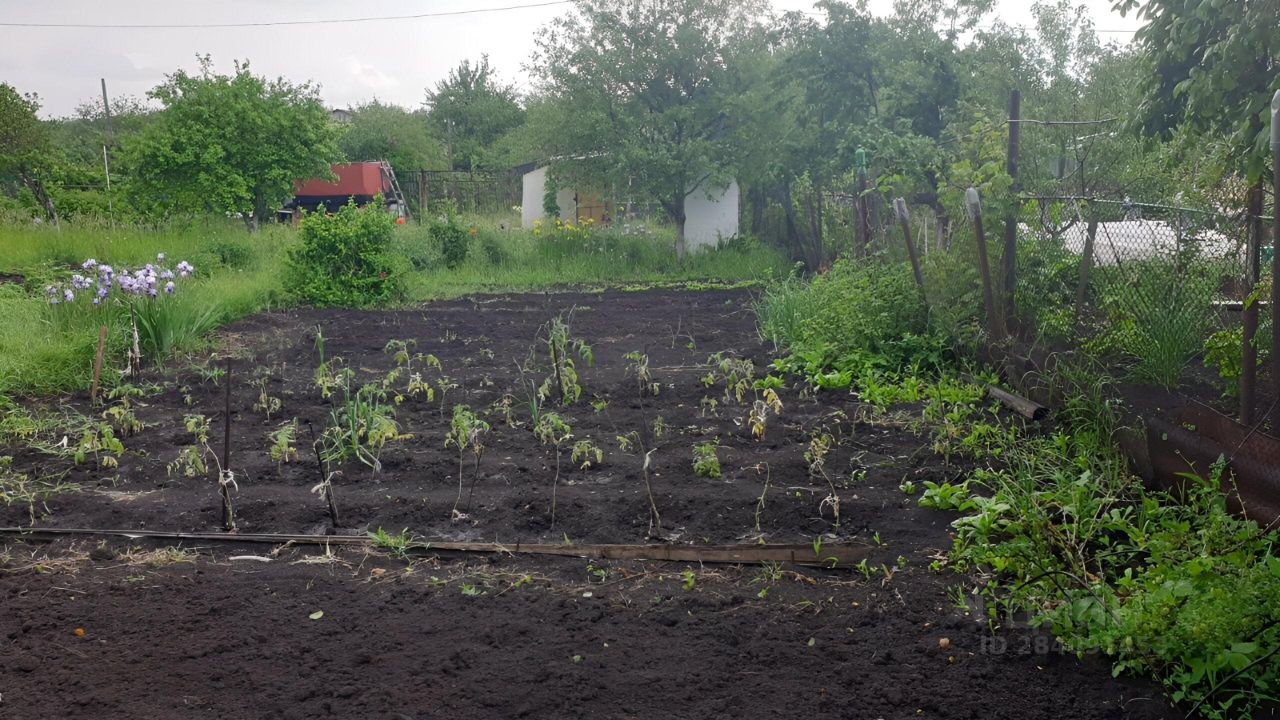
(1, 288, 1176, 718)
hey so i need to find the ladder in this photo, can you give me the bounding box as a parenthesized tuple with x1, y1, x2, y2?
(378, 160, 410, 221)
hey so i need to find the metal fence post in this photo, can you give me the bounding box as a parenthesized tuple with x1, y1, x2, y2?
(1003, 89, 1021, 334)
(1242, 185, 1263, 425)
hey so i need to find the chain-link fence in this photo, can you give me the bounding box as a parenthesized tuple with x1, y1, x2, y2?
(1015, 194, 1265, 400)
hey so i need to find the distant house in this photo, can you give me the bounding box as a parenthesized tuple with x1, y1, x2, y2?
(518, 164, 739, 251)
(329, 108, 353, 124)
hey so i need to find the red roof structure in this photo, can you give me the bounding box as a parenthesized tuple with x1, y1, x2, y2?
(294, 163, 390, 198)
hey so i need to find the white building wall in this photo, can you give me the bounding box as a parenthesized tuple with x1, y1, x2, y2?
(684, 179, 740, 251)
(521, 167, 577, 229)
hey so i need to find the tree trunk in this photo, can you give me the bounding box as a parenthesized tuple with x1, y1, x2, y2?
(672, 195, 688, 262)
(18, 170, 59, 228)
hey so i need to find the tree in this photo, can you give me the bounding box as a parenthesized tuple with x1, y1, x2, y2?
(531, 0, 767, 259)
(339, 101, 445, 177)
(0, 83, 59, 225)
(425, 56, 525, 171)
(1113, 0, 1280, 181)
(122, 56, 341, 230)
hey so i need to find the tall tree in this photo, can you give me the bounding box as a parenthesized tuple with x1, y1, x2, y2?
(1114, 0, 1279, 181)
(340, 101, 445, 176)
(122, 56, 341, 230)
(425, 56, 525, 171)
(0, 84, 60, 225)
(531, 0, 767, 259)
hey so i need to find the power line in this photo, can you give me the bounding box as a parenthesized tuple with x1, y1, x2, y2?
(0, 0, 573, 29)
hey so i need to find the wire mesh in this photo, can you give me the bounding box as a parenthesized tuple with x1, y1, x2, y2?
(1017, 196, 1255, 389)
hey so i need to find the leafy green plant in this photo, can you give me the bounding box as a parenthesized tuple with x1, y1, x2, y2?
(692, 442, 721, 479)
(536, 313, 593, 406)
(624, 351, 659, 397)
(268, 419, 299, 468)
(429, 212, 470, 269)
(321, 379, 406, 473)
(533, 412, 573, 527)
(571, 439, 603, 470)
(251, 376, 282, 421)
(286, 200, 403, 307)
(445, 405, 490, 519)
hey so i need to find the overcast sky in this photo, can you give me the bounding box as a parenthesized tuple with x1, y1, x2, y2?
(0, 0, 1142, 118)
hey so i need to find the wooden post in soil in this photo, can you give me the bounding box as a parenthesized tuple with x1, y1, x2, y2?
(965, 187, 1000, 340)
(855, 147, 870, 258)
(1241, 185, 1263, 425)
(1002, 89, 1021, 334)
(1271, 89, 1280, 430)
(220, 356, 236, 531)
(893, 198, 925, 292)
(90, 325, 107, 404)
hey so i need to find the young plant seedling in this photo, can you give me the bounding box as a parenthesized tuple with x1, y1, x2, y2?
(534, 412, 573, 527)
(251, 377, 282, 421)
(445, 405, 490, 519)
(624, 351, 660, 397)
(617, 430, 663, 538)
(321, 378, 407, 474)
(268, 419, 300, 469)
(571, 439, 603, 470)
(692, 442, 722, 479)
(537, 313, 593, 406)
(806, 432, 840, 528)
(167, 414, 211, 478)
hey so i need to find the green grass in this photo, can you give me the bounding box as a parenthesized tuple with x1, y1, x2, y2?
(0, 214, 785, 398)
(0, 220, 291, 397)
(399, 218, 788, 300)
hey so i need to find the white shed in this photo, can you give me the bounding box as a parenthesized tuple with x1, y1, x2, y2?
(519, 167, 740, 251)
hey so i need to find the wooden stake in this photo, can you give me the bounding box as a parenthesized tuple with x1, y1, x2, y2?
(1074, 216, 1098, 332)
(965, 188, 1000, 339)
(894, 198, 925, 291)
(220, 356, 235, 531)
(90, 325, 107, 404)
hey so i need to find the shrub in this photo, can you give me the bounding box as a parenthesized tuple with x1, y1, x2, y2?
(758, 259, 946, 375)
(429, 215, 469, 270)
(286, 201, 402, 307)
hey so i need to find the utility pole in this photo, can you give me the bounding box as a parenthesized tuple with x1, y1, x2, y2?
(101, 78, 115, 225)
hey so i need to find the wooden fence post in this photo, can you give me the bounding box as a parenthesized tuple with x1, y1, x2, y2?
(965, 187, 1000, 339)
(894, 198, 925, 291)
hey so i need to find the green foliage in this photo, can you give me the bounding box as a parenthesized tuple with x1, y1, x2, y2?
(758, 259, 946, 379)
(429, 213, 470, 270)
(1202, 326, 1270, 400)
(531, 0, 764, 256)
(1114, 0, 1280, 180)
(340, 101, 445, 177)
(692, 442, 721, 479)
(320, 379, 405, 472)
(425, 56, 524, 171)
(286, 201, 403, 307)
(122, 57, 340, 227)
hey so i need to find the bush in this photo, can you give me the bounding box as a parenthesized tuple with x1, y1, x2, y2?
(285, 202, 403, 307)
(205, 238, 256, 270)
(758, 259, 945, 375)
(429, 215, 470, 270)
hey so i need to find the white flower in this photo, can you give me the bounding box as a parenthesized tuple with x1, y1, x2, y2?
(82, 258, 98, 270)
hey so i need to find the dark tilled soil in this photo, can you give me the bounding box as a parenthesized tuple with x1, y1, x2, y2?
(1, 289, 1178, 718)
(1, 544, 1174, 720)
